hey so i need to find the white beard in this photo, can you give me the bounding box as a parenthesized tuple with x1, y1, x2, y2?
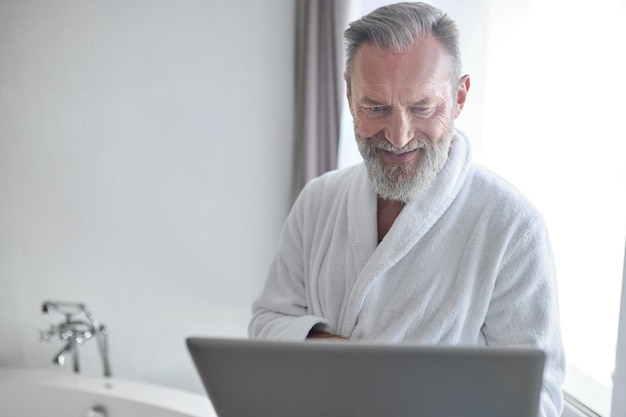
(356, 125, 454, 203)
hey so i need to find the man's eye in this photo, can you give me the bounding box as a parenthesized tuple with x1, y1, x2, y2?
(369, 106, 384, 112)
(411, 106, 436, 116)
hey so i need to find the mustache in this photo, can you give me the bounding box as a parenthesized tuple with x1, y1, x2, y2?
(361, 132, 428, 154)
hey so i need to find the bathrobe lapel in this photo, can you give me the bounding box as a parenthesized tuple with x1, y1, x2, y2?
(339, 130, 473, 336)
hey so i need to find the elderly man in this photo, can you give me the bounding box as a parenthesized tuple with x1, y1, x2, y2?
(249, 2, 565, 416)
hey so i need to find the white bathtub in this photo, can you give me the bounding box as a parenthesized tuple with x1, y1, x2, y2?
(0, 368, 217, 417)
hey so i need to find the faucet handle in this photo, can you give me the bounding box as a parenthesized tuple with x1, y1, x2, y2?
(39, 327, 55, 342)
(75, 330, 93, 344)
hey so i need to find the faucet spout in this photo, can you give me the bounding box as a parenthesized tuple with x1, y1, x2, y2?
(40, 301, 111, 377)
(53, 341, 75, 366)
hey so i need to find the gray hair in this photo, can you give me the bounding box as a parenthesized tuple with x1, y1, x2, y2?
(344, 2, 462, 92)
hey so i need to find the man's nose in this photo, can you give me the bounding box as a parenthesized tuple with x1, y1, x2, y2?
(385, 110, 413, 149)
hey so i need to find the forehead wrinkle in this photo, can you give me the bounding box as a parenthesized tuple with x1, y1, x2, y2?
(355, 77, 450, 108)
(350, 36, 455, 104)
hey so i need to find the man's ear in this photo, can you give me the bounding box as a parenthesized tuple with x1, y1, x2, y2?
(455, 74, 470, 118)
(346, 83, 354, 116)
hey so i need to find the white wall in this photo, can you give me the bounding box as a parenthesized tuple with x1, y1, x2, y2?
(0, 0, 295, 393)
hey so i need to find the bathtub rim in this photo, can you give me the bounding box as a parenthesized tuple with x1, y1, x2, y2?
(0, 367, 215, 417)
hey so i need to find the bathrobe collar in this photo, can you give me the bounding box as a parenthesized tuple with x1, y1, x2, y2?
(342, 129, 472, 329)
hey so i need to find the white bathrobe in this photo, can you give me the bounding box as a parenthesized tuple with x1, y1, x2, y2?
(249, 130, 565, 417)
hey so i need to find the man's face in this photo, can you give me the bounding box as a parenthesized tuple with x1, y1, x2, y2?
(348, 35, 468, 202)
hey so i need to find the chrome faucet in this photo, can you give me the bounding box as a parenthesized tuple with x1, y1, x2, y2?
(40, 301, 112, 377)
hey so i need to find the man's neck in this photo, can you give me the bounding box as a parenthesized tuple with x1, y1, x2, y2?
(377, 197, 405, 243)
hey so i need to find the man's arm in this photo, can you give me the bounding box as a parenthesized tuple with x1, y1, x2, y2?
(482, 216, 565, 417)
(248, 186, 331, 340)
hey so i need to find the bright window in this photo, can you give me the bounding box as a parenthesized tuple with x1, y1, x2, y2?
(339, 1, 626, 415)
(479, 1, 625, 415)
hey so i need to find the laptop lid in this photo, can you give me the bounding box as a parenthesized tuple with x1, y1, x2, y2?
(187, 337, 545, 417)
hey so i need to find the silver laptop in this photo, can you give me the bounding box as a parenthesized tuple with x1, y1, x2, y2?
(187, 337, 545, 417)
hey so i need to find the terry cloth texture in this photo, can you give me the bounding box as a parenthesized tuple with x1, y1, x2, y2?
(249, 129, 565, 417)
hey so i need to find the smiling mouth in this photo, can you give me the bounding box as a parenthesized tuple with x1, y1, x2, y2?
(379, 148, 422, 164)
(392, 148, 418, 155)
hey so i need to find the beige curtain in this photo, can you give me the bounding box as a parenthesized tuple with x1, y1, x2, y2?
(292, 0, 350, 202)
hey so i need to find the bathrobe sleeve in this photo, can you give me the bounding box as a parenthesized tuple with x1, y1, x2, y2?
(482, 213, 565, 417)
(248, 182, 329, 340)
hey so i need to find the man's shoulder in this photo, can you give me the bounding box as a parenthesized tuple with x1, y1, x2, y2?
(288, 163, 368, 226)
(300, 163, 365, 196)
(464, 163, 543, 222)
